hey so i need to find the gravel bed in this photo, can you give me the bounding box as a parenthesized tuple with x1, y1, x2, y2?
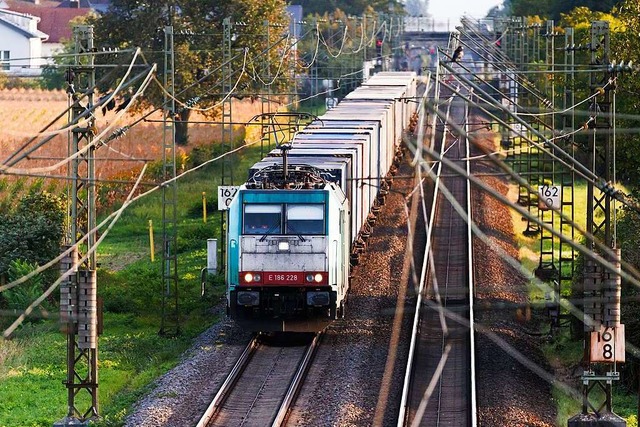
(123, 305, 252, 427)
(125, 123, 558, 426)
(471, 124, 557, 426)
(289, 155, 417, 427)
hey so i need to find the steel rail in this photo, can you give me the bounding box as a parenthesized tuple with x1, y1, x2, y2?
(195, 336, 259, 427)
(399, 65, 477, 426)
(271, 332, 322, 426)
(197, 333, 319, 427)
(464, 87, 478, 427)
(397, 77, 455, 426)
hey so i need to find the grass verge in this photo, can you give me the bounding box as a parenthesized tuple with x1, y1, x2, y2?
(509, 177, 636, 425)
(0, 138, 267, 426)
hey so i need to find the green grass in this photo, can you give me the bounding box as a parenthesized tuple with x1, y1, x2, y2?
(0, 140, 266, 426)
(0, 315, 206, 427)
(508, 174, 637, 425)
(0, 323, 66, 427)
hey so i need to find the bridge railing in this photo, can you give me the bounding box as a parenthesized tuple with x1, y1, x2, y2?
(404, 17, 455, 33)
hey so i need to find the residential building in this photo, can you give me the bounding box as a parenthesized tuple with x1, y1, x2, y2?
(0, 0, 111, 75)
(0, 8, 48, 75)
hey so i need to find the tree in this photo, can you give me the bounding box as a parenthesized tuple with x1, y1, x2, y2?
(0, 191, 65, 279)
(503, 0, 552, 18)
(502, 0, 623, 20)
(92, 0, 292, 145)
(611, 0, 640, 185)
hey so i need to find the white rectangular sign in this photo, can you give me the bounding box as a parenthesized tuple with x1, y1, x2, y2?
(590, 324, 625, 363)
(217, 186, 239, 211)
(538, 184, 561, 210)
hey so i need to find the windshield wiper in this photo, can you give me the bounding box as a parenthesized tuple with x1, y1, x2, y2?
(286, 224, 307, 242)
(259, 220, 281, 242)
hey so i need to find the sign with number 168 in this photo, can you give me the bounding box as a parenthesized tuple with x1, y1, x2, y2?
(590, 324, 625, 363)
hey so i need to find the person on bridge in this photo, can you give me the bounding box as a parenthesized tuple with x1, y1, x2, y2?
(452, 46, 464, 62)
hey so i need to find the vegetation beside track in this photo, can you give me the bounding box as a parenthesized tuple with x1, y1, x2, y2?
(0, 137, 266, 426)
(510, 179, 637, 426)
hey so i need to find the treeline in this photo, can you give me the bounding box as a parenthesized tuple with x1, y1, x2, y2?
(497, 0, 623, 20)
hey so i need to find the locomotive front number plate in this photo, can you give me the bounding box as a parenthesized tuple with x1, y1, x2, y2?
(264, 272, 303, 284)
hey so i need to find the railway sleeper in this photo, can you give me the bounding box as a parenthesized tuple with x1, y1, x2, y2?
(379, 181, 390, 197)
(354, 239, 366, 253)
(350, 253, 360, 266)
(362, 222, 374, 235)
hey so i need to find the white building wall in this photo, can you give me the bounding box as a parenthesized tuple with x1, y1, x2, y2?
(42, 42, 64, 61)
(28, 36, 45, 75)
(0, 24, 31, 74)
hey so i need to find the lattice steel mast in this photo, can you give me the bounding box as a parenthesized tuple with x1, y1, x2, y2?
(56, 25, 99, 427)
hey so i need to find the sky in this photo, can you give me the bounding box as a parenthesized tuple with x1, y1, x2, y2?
(427, 0, 504, 22)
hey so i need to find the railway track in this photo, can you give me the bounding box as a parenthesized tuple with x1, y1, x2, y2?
(196, 333, 321, 427)
(399, 74, 476, 426)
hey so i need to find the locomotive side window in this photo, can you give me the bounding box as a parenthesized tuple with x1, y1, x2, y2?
(243, 204, 282, 235)
(286, 204, 325, 235)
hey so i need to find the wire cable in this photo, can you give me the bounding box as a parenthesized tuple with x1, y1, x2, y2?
(0, 65, 156, 176)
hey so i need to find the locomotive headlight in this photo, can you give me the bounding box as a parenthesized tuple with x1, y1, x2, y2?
(305, 274, 314, 282)
(278, 241, 290, 251)
(314, 273, 323, 283)
(243, 273, 262, 282)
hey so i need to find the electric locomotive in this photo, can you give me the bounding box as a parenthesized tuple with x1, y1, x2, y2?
(224, 71, 418, 332)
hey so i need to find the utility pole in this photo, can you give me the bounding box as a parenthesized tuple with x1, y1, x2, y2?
(568, 20, 625, 427)
(535, 20, 557, 290)
(552, 26, 576, 329)
(261, 19, 272, 158)
(220, 17, 234, 273)
(55, 25, 99, 427)
(160, 25, 180, 336)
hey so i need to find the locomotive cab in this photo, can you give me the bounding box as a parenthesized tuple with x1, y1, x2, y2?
(226, 184, 350, 332)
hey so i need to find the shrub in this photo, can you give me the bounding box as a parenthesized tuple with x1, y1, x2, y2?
(3, 259, 51, 321)
(99, 263, 162, 314)
(0, 191, 65, 278)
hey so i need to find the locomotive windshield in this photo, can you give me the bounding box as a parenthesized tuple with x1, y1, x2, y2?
(243, 204, 281, 235)
(286, 204, 324, 235)
(242, 203, 325, 235)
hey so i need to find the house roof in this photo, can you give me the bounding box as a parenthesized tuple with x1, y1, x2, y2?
(5, 0, 94, 43)
(0, 14, 43, 38)
(0, 9, 48, 39)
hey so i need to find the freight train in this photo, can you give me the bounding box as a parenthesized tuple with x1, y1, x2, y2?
(224, 71, 418, 332)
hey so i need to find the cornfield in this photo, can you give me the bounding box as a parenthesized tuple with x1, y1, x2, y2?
(0, 88, 265, 205)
